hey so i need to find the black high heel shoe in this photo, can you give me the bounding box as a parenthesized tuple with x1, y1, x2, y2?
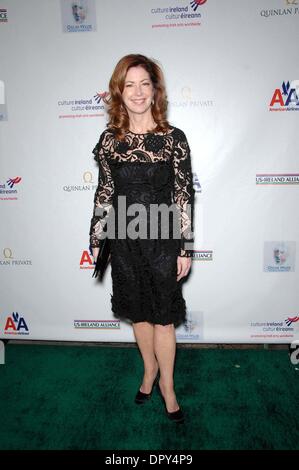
(156, 383, 185, 424)
(134, 374, 159, 405)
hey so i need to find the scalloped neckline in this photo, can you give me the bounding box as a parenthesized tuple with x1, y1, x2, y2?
(127, 128, 157, 135)
(126, 126, 174, 136)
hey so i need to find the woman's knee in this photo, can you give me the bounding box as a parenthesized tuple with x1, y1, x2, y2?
(154, 323, 175, 333)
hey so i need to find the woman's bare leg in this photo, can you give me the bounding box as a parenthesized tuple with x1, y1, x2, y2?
(132, 321, 159, 394)
(154, 323, 179, 413)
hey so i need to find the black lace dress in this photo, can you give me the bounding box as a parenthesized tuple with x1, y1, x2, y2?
(89, 126, 195, 327)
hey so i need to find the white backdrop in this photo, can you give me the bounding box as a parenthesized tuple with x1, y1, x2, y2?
(1, 0, 299, 343)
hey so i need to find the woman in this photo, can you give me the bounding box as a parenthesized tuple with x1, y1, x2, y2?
(89, 54, 195, 424)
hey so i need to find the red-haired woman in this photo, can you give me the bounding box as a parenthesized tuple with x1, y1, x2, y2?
(89, 54, 195, 424)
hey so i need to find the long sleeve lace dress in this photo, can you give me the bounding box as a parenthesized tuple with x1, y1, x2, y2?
(89, 126, 195, 327)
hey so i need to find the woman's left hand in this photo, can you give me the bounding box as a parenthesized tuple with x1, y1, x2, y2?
(177, 256, 192, 281)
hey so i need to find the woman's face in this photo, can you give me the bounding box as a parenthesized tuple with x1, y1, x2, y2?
(122, 66, 155, 117)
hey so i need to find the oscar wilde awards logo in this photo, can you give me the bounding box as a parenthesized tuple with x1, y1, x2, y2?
(150, 0, 207, 29)
(263, 241, 296, 272)
(0, 8, 7, 23)
(176, 311, 203, 341)
(60, 0, 97, 33)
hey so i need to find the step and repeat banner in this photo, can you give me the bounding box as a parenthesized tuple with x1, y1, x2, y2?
(1, 0, 298, 343)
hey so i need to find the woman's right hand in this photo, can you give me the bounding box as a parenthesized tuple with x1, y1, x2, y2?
(92, 247, 100, 263)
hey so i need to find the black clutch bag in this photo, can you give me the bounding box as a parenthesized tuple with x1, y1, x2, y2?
(92, 238, 110, 280)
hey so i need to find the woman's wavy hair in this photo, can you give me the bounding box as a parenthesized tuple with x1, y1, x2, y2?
(103, 54, 170, 140)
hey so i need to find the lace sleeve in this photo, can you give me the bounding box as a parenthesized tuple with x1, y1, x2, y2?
(172, 128, 195, 257)
(89, 130, 115, 248)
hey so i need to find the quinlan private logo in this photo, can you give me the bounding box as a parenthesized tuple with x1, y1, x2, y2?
(285, 316, 299, 327)
(4, 312, 29, 335)
(94, 91, 109, 104)
(269, 81, 299, 111)
(190, 0, 207, 11)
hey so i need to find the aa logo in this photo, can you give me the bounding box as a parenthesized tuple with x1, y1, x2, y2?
(269, 81, 299, 109)
(80, 250, 95, 269)
(4, 312, 29, 335)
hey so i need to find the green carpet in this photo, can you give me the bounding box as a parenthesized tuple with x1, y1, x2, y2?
(0, 344, 298, 450)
